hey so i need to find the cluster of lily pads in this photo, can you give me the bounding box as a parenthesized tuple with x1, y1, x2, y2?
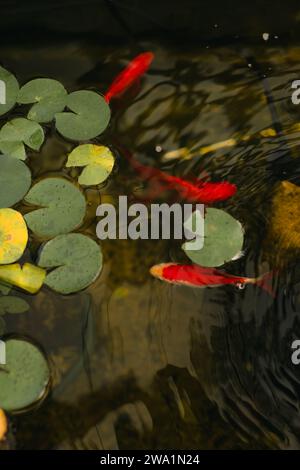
(0, 66, 116, 413)
(0, 66, 115, 294)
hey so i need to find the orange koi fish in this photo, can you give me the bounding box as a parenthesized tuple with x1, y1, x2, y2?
(150, 263, 274, 295)
(105, 52, 154, 103)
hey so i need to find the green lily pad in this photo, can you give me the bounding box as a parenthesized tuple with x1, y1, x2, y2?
(66, 144, 115, 185)
(0, 296, 29, 315)
(182, 208, 244, 267)
(0, 337, 50, 412)
(0, 118, 44, 160)
(0, 155, 31, 208)
(0, 67, 19, 116)
(55, 90, 110, 141)
(38, 233, 102, 294)
(24, 177, 86, 238)
(18, 78, 67, 123)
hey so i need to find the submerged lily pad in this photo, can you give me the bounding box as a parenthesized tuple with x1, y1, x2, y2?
(66, 144, 115, 185)
(0, 209, 28, 264)
(182, 208, 244, 267)
(0, 284, 11, 295)
(38, 233, 102, 294)
(0, 118, 44, 160)
(0, 155, 31, 208)
(55, 90, 110, 141)
(24, 177, 86, 238)
(0, 296, 29, 315)
(0, 337, 50, 412)
(18, 78, 67, 123)
(0, 67, 19, 116)
(0, 263, 46, 294)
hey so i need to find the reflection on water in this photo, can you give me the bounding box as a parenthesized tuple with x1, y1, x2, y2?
(1, 39, 300, 449)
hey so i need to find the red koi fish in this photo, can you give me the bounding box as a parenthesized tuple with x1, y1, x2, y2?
(154, 172, 237, 204)
(121, 149, 237, 204)
(105, 52, 154, 103)
(150, 263, 274, 295)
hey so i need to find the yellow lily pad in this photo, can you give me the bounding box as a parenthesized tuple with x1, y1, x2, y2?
(0, 263, 46, 294)
(0, 409, 7, 441)
(66, 144, 115, 186)
(0, 209, 28, 264)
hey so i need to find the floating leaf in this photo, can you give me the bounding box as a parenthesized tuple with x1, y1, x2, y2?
(55, 90, 110, 140)
(0, 155, 31, 208)
(0, 337, 50, 412)
(0, 67, 19, 116)
(182, 208, 244, 267)
(0, 209, 28, 264)
(66, 144, 115, 185)
(38, 233, 102, 294)
(0, 296, 29, 315)
(0, 408, 7, 440)
(0, 263, 46, 294)
(24, 177, 86, 238)
(0, 118, 44, 160)
(18, 78, 67, 123)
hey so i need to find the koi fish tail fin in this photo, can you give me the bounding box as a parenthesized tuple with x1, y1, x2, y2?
(255, 272, 276, 297)
(104, 92, 113, 103)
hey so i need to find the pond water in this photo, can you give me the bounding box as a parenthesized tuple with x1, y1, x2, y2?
(1, 33, 300, 450)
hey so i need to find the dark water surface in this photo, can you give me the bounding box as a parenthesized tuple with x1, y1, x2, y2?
(1, 31, 300, 449)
